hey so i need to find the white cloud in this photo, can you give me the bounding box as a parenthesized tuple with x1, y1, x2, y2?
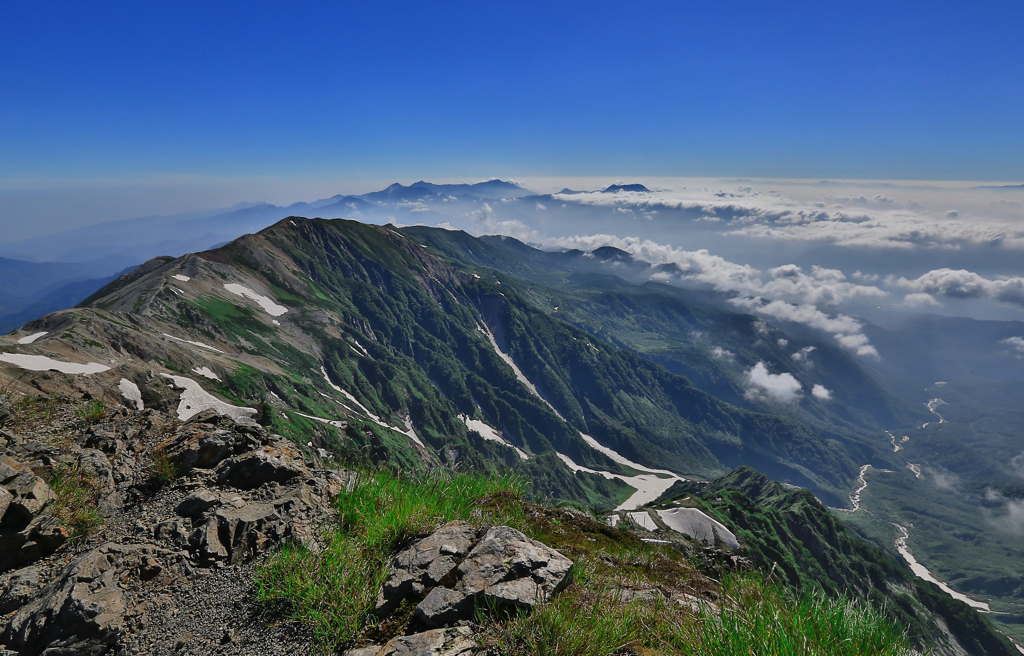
(811, 384, 832, 400)
(777, 338, 788, 346)
(928, 468, 960, 490)
(792, 346, 816, 362)
(984, 488, 1024, 535)
(536, 202, 547, 211)
(1011, 452, 1024, 478)
(834, 333, 880, 358)
(744, 362, 802, 403)
(711, 346, 735, 361)
(728, 297, 876, 356)
(896, 269, 1024, 308)
(903, 292, 941, 307)
(1004, 337, 1024, 353)
(552, 186, 1024, 250)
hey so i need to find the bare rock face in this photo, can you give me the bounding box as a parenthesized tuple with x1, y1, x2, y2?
(374, 521, 478, 617)
(1, 543, 193, 656)
(343, 627, 476, 656)
(0, 398, 352, 655)
(0, 395, 12, 428)
(375, 523, 573, 629)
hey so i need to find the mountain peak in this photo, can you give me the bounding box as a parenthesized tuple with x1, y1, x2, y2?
(602, 183, 650, 193)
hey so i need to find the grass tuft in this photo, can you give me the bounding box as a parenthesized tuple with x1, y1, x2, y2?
(256, 468, 524, 650)
(75, 399, 106, 422)
(149, 447, 178, 484)
(48, 461, 104, 542)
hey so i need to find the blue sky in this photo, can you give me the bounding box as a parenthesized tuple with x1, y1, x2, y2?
(2, 0, 1023, 186)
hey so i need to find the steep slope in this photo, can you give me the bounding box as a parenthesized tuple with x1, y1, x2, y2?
(2, 218, 857, 508)
(652, 467, 1020, 656)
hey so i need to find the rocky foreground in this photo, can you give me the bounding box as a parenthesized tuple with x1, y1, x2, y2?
(0, 392, 355, 655)
(0, 396, 604, 656)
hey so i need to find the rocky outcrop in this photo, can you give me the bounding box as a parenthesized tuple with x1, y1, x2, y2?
(344, 627, 476, 656)
(0, 400, 351, 655)
(375, 522, 573, 629)
(2, 543, 193, 656)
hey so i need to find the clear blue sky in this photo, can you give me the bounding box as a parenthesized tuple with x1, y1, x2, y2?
(2, 0, 1023, 183)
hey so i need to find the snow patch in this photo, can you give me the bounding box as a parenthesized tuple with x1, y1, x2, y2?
(628, 511, 658, 531)
(192, 366, 220, 381)
(320, 366, 422, 447)
(159, 373, 256, 422)
(578, 432, 680, 478)
(272, 320, 280, 326)
(459, 415, 528, 460)
(477, 322, 564, 419)
(118, 378, 144, 410)
(163, 333, 224, 353)
(17, 332, 48, 345)
(555, 451, 679, 511)
(0, 353, 110, 375)
(893, 524, 991, 611)
(223, 283, 288, 316)
(172, 274, 190, 282)
(656, 507, 740, 548)
(294, 411, 347, 429)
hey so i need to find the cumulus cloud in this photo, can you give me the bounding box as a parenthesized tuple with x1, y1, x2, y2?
(1011, 452, 1024, 478)
(896, 269, 1024, 308)
(811, 384, 832, 400)
(777, 338, 788, 346)
(903, 292, 941, 307)
(928, 468, 960, 490)
(744, 362, 802, 403)
(792, 346, 815, 362)
(984, 488, 1024, 535)
(710, 346, 735, 361)
(552, 186, 1024, 250)
(1001, 336, 1024, 354)
(465, 203, 535, 241)
(535, 202, 547, 211)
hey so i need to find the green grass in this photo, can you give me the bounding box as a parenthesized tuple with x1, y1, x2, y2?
(75, 399, 106, 422)
(149, 447, 178, 484)
(48, 461, 104, 542)
(256, 466, 909, 655)
(255, 468, 525, 649)
(482, 572, 911, 656)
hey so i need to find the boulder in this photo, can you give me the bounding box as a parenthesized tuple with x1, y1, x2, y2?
(1, 471, 56, 528)
(0, 487, 11, 520)
(375, 521, 478, 617)
(415, 526, 573, 627)
(0, 565, 41, 614)
(376, 523, 573, 629)
(345, 627, 476, 656)
(1, 543, 192, 656)
(215, 450, 308, 490)
(0, 394, 12, 427)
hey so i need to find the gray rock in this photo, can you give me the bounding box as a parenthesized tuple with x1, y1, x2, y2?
(0, 455, 28, 485)
(2, 471, 56, 527)
(216, 450, 308, 490)
(375, 521, 478, 616)
(1, 542, 192, 656)
(0, 394, 12, 427)
(346, 627, 476, 656)
(157, 425, 261, 474)
(0, 487, 11, 521)
(0, 565, 41, 614)
(175, 488, 220, 518)
(378, 523, 573, 629)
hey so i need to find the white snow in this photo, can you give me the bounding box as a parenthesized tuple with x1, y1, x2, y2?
(223, 283, 288, 316)
(907, 463, 922, 479)
(893, 524, 991, 611)
(350, 340, 370, 357)
(272, 320, 280, 326)
(606, 515, 620, 528)
(320, 366, 422, 447)
(159, 373, 256, 421)
(17, 332, 48, 345)
(192, 366, 220, 381)
(578, 431, 680, 478)
(294, 411, 347, 429)
(555, 451, 679, 511)
(172, 274, 191, 282)
(401, 416, 425, 447)
(163, 333, 224, 353)
(477, 322, 567, 420)
(656, 507, 740, 548)
(118, 378, 144, 410)
(459, 415, 528, 460)
(0, 353, 110, 375)
(628, 511, 658, 531)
